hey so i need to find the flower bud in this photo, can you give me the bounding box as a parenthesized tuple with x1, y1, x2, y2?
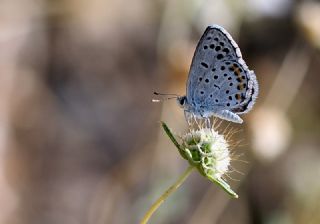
(181, 128, 238, 198)
(161, 122, 238, 198)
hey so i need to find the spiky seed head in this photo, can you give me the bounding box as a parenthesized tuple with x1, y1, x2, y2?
(181, 128, 230, 179)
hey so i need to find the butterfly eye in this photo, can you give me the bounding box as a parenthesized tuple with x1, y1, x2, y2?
(178, 97, 186, 106)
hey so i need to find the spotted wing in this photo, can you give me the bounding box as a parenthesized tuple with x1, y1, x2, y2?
(186, 25, 258, 116)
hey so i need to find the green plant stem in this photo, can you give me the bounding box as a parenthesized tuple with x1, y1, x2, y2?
(140, 165, 194, 224)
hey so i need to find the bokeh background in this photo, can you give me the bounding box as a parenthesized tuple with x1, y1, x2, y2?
(1, 0, 320, 223)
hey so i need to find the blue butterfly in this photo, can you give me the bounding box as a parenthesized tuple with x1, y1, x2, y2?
(177, 25, 258, 124)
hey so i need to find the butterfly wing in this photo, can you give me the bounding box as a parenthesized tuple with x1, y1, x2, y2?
(186, 25, 258, 118)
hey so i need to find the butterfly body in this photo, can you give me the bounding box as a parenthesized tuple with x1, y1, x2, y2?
(179, 25, 259, 124)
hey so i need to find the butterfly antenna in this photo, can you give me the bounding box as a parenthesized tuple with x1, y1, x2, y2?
(152, 92, 180, 103)
(153, 92, 180, 97)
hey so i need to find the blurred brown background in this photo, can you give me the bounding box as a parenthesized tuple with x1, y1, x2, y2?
(1, 0, 320, 223)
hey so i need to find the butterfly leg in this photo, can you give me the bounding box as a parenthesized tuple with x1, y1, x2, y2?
(192, 114, 201, 128)
(184, 111, 193, 127)
(184, 111, 199, 128)
(215, 110, 243, 124)
(204, 117, 211, 128)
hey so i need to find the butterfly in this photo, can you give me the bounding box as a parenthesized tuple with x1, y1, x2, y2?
(176, 25, 259, 124)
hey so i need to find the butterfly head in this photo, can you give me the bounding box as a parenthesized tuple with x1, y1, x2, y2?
(177, 96, 187, 108)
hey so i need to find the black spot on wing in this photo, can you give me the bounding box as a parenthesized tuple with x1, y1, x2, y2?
(201, 62, 209, 68)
